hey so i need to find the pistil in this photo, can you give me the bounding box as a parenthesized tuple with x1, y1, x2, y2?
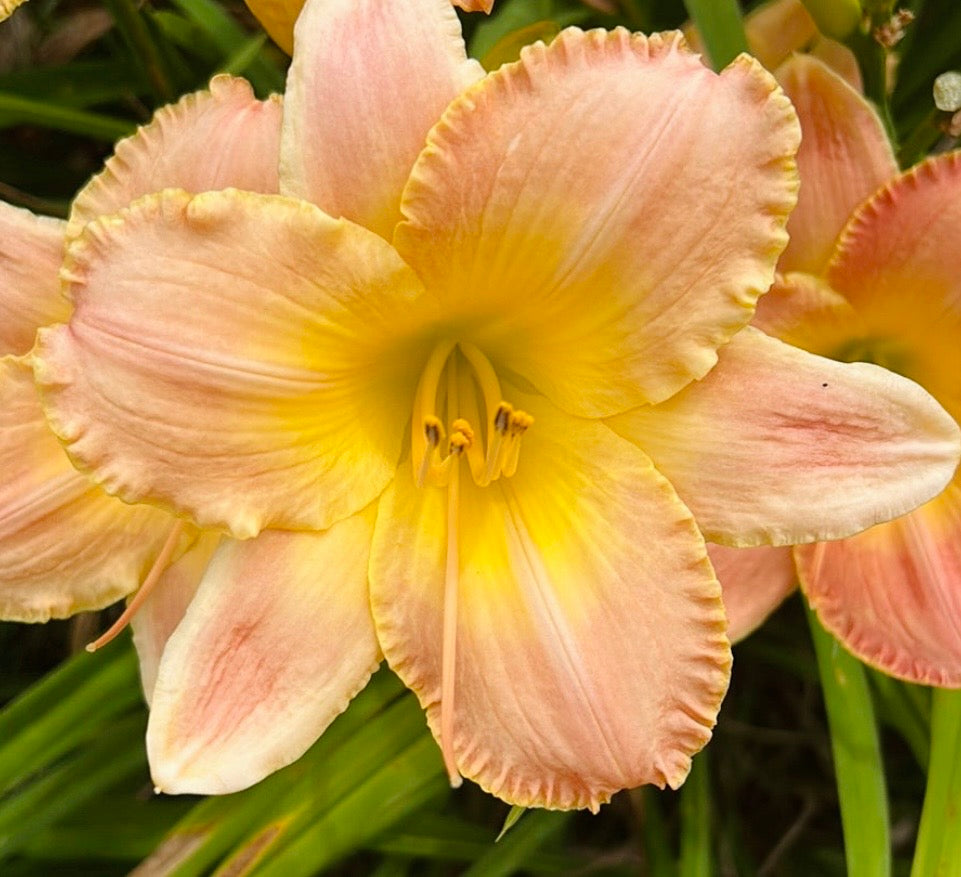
(86, 519, 186, 652)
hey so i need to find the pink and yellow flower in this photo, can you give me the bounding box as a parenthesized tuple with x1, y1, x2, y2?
(705, 54, 961, 683)
(0, 76, 281, 651)
(21, 0, 961, 810)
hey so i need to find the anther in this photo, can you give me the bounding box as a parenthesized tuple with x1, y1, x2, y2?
(424, 415, 444, 447)
(449, 431, 472, 455)
(494, 403, 513, 434)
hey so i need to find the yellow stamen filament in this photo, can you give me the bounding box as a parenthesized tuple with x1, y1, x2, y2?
(86, 519, 186, 653)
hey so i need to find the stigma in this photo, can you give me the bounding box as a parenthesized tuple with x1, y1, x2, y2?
(411, 340, 532, 489)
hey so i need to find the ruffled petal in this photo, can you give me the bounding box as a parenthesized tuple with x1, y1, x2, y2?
(395, 28, 800, 416)
(281, 0, 483, 239)
(0, 202, 68, 356)
(706, 543, 796, 642)
(36, 189, 430, 538)
(776, 54, 897, 274)
(752, 271, 862, 355)
(0, 356, 173, 622)
(608, 327, 961, 547)
(370, 390, 730, 810)
(0, 0, 27, 20)
(131, 532, 222, 703)
(797, 480, 961, 687)
(825, 153, 961, 423)
(68, 75, 282, 240)
(148, 510, 380, 794)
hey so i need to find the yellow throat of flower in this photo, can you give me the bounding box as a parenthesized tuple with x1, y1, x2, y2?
(411, 339, 533, 490)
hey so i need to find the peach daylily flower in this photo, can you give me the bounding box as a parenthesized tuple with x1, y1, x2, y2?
(244, 0, 493, 54)
(34, 0, 959, 810)
(1, 77, 281, 683)
(703, 54, 961, 682)
(0, 0, 26, 21)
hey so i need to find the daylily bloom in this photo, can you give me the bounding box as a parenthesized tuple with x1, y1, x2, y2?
(704, 54, 961, 683)
(0, 0, 26, 21)
(33, 0, 960, 810)
(1, 76, 281, 672)
(244, 0, 493, 54)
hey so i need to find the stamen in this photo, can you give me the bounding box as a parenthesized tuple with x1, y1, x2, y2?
(411, 339, 457, 486)
(86, 519, 186, 653)
(501, 410, 533, 478)
(483, 402, 513, 484)
(418, 416, 444, 487)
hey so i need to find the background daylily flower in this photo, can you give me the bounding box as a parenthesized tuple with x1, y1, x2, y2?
(705, 54, 961, 684)
(244, 0, 493, 54)
(0, 76, 280, 672)
(0, 0, 26, 22)
(32, 0, 960, 811)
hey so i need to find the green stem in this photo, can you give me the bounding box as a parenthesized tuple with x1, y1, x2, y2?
(679, 752, 712, 877)
(102, 0, 176, 102)
(806, 604, 891, 877)
(910, 688, 961, 877)
(681, 0, 748, 71)
(897, 109, 945, 170)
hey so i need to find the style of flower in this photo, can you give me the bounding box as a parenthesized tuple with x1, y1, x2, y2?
(703, 54, 961, 684)
(0, 76, 283, 684)
(31, 0, 960, 810)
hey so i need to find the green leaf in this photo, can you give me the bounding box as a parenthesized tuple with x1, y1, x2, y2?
(0, 93, 135, 140)
(806, 604, 891, 877)
(910, 688, 961, 877)
(678, 752, 712, 877)
(681, 0, 748, 70)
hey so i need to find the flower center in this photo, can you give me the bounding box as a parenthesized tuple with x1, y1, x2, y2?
(411, 339, 532, 490)
(411, 340, 533, 788)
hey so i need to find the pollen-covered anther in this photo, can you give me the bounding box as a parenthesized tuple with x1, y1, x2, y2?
(508, 410, 533, 436)
(493, 402, 513, 434)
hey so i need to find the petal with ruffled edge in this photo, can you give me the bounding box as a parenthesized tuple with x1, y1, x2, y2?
(281, 0, 483, 239)
(148, 509, 380, 794)
(0, 356, 173, 621)
(371, 390, 730, 810)
(825, 153, 961, 422)
(752, 271, 862, 355)
(131, 532, 222, 703)
(0, 0, 26, 20)
(396, 28, 800, 417)
(608, 327, 961, 547)
(67, 75, 282, 241)
(706, 543, 796, 642)
(0, 202, 68, 357)
(776, 54, 897, 275)
(36, 189, 431, 539)
(797, 480, 961, 687)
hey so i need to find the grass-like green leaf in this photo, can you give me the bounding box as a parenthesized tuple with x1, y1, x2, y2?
(681, 0, 747, 70)
(910, 688, 961, 877)
(806, 604, 891, 877)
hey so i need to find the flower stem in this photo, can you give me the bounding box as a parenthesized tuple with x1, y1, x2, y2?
(806, 603, 891, 877)
(681, 0, 748, 71)
(910, 688, 961, 877)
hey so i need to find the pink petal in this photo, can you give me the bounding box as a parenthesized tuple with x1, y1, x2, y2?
(371, 390, 730, 810)
(68, 75, 282, 240)
(825, 153, 961, 425)
(281, 0, 483, 238)
(608, 327, 961, 546)
(148, 512, 380, 794)
(395, 28, 800, 416)
(36, 189, 430, 538)
(797, 480, 961, 687)
(0, 356, 172, 621)
(706, 543, 796, 642)
(0, 202, 67, 356)
(776, 54, 897, 274)
(130, 532, 222, 703)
